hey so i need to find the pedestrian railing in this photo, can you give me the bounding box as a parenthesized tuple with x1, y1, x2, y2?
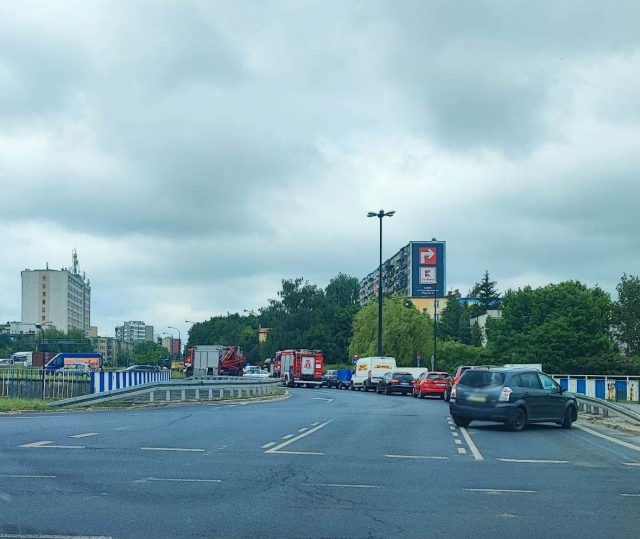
(0, 367, 92, 399)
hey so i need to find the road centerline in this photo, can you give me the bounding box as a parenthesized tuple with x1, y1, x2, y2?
(497, 458, 568, 464)
(140, 447, 205, 452)
(69, 432, 99, 439)
(464, 488, 536, 494)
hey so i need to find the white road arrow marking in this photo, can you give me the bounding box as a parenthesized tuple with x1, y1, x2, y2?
(312, 398, 333, 403)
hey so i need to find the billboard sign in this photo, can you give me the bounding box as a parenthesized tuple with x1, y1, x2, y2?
(410, 241, 446, 298)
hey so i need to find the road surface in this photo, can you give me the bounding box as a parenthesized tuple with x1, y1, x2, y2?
(1, 388, 639, 538)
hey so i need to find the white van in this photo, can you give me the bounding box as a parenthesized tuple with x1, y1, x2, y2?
(351, 356, 396, 391)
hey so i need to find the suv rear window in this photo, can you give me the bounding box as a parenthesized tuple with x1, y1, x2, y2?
(427, 373, 447, 380)
(392, 372, 413, 382)
(459, 370, 505, 388)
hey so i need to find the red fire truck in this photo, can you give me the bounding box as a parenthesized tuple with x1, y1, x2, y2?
(276, 349, 324, 388)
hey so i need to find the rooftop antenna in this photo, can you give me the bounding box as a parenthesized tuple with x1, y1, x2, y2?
(72, 249, 79, 275)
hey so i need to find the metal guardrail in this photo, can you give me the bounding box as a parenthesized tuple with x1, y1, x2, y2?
(49, 378, 282, 408)
(576, 394, 640, 424)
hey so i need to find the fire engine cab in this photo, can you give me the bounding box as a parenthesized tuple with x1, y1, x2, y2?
(276, 349, 324, 388)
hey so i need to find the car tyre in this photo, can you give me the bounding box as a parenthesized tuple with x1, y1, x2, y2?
(384, 386, 390, 395)
(508, 407, 527, 432)
(452, 416, 471, 427)
(419, 388, 424, 399)
(443, 389, 450, 402)
(561, 407, 575, 429)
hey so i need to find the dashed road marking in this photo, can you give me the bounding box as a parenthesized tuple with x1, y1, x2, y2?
(464, 488, 536, 494)
(618, 493, 640, 497)
(140, 447, 205, 452)
(623, 462, 640, 467)
(142, 477, 221, 483)
(69, 432, 99, 439)
(455, 439, 463, 445)
(314, 483, 382, 489)
(281, 434, 295, 440)
(457, 448, 467, 454)
(497, 458, 568, 464)
(460, 427, 484, 461)
(311, 422, 320, 426)
(452, 432, 459, 437)
(19, 441, 84, 449)
(266, 420, 332, 455)
(270, 450, 324, 455)
(261, 442, 276, 449)
(385, 455, 449, 460)
(0, 534, 113, 538)
(0, 474, 56, 479)
(298, 428, 308, 432)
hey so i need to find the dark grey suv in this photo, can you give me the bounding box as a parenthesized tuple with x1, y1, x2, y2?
(449, 367, 577, 431)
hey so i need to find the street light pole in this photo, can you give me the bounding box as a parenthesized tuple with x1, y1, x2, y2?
(367, 209, 395, 357)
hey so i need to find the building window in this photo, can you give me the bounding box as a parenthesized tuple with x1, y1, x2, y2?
(42, 300, 45, 305)
(42, 292, 46, 297)
(42, 316, 46, 321)
(42, 276, 46, 281)
(42, 284, 46, 289)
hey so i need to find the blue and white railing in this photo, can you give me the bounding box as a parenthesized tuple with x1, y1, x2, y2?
(551, 375, 640, 403)
(91, 370, 171, 394)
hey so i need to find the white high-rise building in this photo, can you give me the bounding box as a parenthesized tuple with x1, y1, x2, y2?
(115, 321, 154, 343)
(21, 251, 91, 333)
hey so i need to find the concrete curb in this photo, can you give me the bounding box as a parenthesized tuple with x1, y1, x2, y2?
(579, 415, 640, 436)
(80, 389, 291, 410)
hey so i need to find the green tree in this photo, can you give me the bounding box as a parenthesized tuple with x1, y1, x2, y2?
(469, 270, 500, 317)
(471, 321, 483, 347)
(613, 273, 640, 356)
(436, 340, 490, 373)
(487, 281, 615, 373)
(439, 291, 463, 341)
(349, 297, 433, 366)
(132, 341, 169, 366)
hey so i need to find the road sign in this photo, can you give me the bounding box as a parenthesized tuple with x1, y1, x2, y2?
(411, 241, 446, 298)
(419, 247, 437, 265)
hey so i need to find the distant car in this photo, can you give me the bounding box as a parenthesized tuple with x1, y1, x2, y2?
(124, 365, 159, 372)
(243, 367, 270, 379)
(322, 369, 338, 388)
(0, 358, 14, 368)
(449, 367, 578, 431)
(56, 364, 92, 376)
(413, 371, 451, 399)
(444, 365, 496, 401)
(376, 371, 414, 396)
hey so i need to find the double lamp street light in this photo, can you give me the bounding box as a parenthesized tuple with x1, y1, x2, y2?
(367, 209, 395, 357)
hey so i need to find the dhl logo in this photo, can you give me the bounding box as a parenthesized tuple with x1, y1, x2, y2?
(374, 364, 393, 369)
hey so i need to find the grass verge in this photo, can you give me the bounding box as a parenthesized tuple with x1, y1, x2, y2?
(0, 398, 49, 412)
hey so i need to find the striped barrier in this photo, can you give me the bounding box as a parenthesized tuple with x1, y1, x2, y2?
(551, 375, 640, 403)
(90, 370, 171, 394)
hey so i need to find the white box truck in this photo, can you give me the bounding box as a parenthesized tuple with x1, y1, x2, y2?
(193, 345, 225, 378)
(351, 356, 396, 391)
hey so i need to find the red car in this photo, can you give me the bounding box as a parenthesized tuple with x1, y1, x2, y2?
(412, 371, 451, 399)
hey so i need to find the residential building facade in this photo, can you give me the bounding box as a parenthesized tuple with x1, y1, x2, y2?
(115, 321, 154, 343)
(21, 253, 91, 333)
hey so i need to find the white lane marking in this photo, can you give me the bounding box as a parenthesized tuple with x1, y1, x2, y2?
(269, 450, 324, 455)
(458, 448, 467, 454)
(140, 447, 205, 452)
(266, 420, 332, 454)
(0, 534, 113, 539)
(19, 441, 84, 449)
(281, 434, 295, 440)
(618, 493, 640, 497)
(298, 428, 308, 432)
(314, 483, 382, 489)
(311, 422, 320, 426)
(497, 458, 568, 464)
(464, 488, 536, 494)
(576, 424, 640, 453)
(312, 398, 334, 403)
(144, 477, 221, 483)
(0, 474, 56, 479)
(452, 432, 459, 437)
(449, 426, 455, 431)
(623, 462, 640, 467)
(459, 427, 484, 461)
(69, 432, 99, 439)
(113, 426, 132, 431)
(261, 442, 276, 449)
(385, 455, 449, 460)
(19, 441, 53, 448)
(455, 439, 463, 445)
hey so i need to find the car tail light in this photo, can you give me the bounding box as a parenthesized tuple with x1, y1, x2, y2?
(499, 387, 512, 402)
(390, 380, 398, 384)
(451, 384, 457, 399)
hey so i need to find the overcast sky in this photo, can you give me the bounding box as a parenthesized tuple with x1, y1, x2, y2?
(1, 0, 639, 340)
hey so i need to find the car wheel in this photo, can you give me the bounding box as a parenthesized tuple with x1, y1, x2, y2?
(419, 388, 424, 399)
(561, 407, 575, 429)
(509, 407, 527, 432)
(444, 389, 450, 402)
(363, 384, 368, 392)
(384, 387, 390, 395)
(453, 416, 471, 427)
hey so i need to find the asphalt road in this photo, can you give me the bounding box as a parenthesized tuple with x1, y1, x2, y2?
(1, 388, 639, 539)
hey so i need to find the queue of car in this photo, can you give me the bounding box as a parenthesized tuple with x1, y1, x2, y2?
(322, 357, 579, 432)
